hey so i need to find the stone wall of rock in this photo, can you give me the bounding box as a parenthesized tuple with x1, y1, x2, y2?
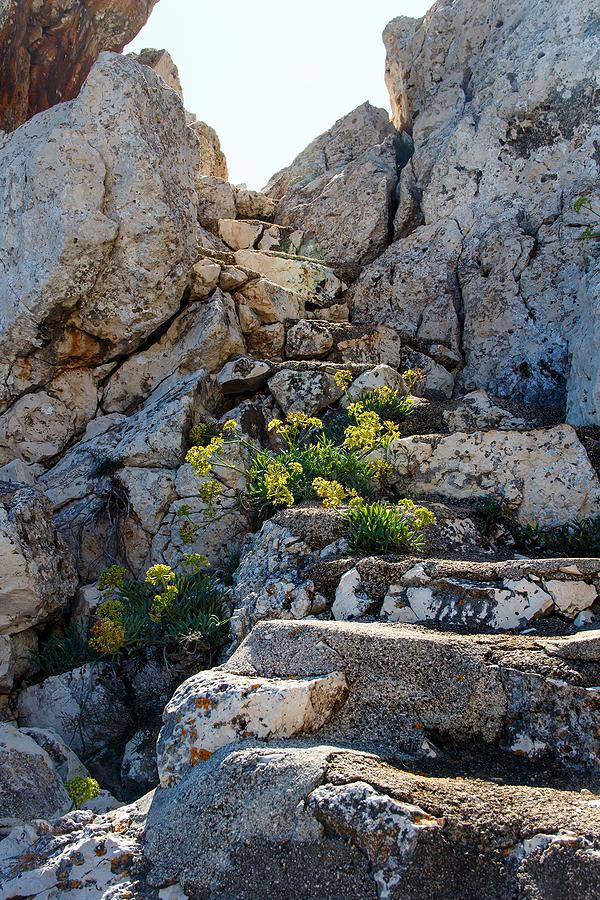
(350, 0, 600, 412)
(0, 0, 158, 132)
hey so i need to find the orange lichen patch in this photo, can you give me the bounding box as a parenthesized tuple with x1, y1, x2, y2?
(190, 747, 212, 766)
(243, 730, 256, 739)
(513, 749, 527, 757)
(502, 848, 512, 859)
(414, 721, 424, 730)
(110, 852, 133, 874)
(94, 843, 107, 857)
(195, 697, 214, 710)
(68, 881, 83, 889)
(249, 684, 263, 691)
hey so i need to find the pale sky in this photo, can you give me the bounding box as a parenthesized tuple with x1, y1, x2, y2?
(126, 0, 431, 189)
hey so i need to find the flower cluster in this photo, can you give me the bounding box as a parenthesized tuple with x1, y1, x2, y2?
(89, 616, 125, 655)
(312, 477, 348, 509)
(397, 498, 437, 528)
(145, 564, 178, 622)
(263, 459, 302, 507)
(97, 564, 127, 593)
(333, 369, 353, 390)
(65, 777, 101, 809)
(402, 368, 426, 392)
(268, 411, 323, 447)
(186, 434, 225, 477)
(343, 403, 400, 452)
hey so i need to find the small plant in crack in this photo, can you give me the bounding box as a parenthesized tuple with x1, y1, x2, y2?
(574, 196, 600, 240)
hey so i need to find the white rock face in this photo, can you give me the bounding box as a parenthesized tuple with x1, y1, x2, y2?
(442, 390, 528, 433)
(387, 425, 600, 527)
(268, 368, 343, 415)
(16, 663, 131, 757)
(102, 289, 245, 412)
(234, 250, 343, 303)
(0, 52, 199, 414)
(307, 781, 441, 899)
(0, 724, 71, 831)
(543, 580, 598, 618)
(265, 102, 399, 273)
(343, 364, 409, 405)
(218, 218, 263, 250)
(0, 483, 77, 636)
(332, 568, 375, 621)
(157, 669, 347, 786)
(351, 0, 600, 408)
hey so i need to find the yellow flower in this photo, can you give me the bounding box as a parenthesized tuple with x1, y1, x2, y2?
(97, 599, 125, 623)
(145, 564, 175, 587)
(397, 498, 436, 527)
(89, 618, 125, 655)
(65, 777, 101, 809)
(149, 583, 179, 623)
(222, 419, 238, 432)
(98, 565, 127, 592)
(312, 477, 347, 509)
(264, 460, 296, 507)
(402, 368, 426, 391)
(267, 412, 323, 447)
(334, 369, 353, 390)
(186, 435, 224, 477)
(183, 553, 210, 574)
(198, 478, 223, 521)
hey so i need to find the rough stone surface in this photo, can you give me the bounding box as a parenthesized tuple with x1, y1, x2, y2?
(268, 368, 343, 415)
(16, 663, 132, 758)
(0, 796, 151, 897)
(217, 357, 272, 393)
(190, 119, 228, 181)
(385, 425, 600, 526)
(0, 52, 199, 415)
(0, 724, 70, 831)
(0, 483, 77, 635)
(567, 256, 600, 425)
(234, 250, 343, 303)
(0, 0, 158, 132)
(266, 103, 399, 275)
(157, 670, 347, 786)
(351, 0, 600, 408)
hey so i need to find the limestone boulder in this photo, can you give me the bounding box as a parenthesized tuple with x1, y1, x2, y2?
(17, 663, 132, 758)
(217, 357, 272, 394)
(128, 47, 183, 95)
(442, 390, 529, 433)
(234, 186, 276, 220)
(219, 218, 263, 251)
(190, 120, 228, 181)
(102, 290, 245, 413)
(157, 669, 347, 786)
(268, 368, 343, 415)
(233, 250, 343, 304)
(0, 52, 199, 413)
(369, 0, 600, 407)
(265, 103, 399, 275)
(0, 482, 77, 635)
(197, 176, 237, 231)
(0, 0, 157, 132)
(567, 256, 600, 425)
(0, 724, 71, 832)
(385, 425, 600, 527)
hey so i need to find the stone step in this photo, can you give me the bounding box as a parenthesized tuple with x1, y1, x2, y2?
(325, 556, 600, 631)
(157, 619, 600, 788)
(142, 741, 600, 899)
(7, 742, 600, 899)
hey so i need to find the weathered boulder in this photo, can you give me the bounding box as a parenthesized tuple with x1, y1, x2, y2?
(0, 0, 158, 132)
(197, 176, 237, 230)
(385, 425, 600, 527)
(190, 119, 228, 181)
(268, 367, 343, 415)
(157, 670, 347, 786)
(128, 46, 183, 94)
(233, 250, 343, 303)
(0, 52, 199, 416)
(0, 796, 151, 897)
(265, 103, 399, 276)
(102, 289, 245, 413)
(217, 357, 272, 393)
(350, 0, 600, 406)
(16, 663, 132, 758)
(442, 389, 528, 433)
(21, 727, 90, 782)
(0, 724, 70, 832)
(0, 483, 77, 635)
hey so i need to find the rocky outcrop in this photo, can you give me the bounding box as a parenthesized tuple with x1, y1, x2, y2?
(265, 103, 399, 278)
(0, 483, 77, 636)
(0, 0, 158, 132)
(349, 0, 600, 409)
(0, 52, 199, 436)
(385, 424, 600, 526)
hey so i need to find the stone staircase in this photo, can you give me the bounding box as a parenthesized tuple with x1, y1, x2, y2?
(130, 230, 600, 895)
(4, 189, 600, 899)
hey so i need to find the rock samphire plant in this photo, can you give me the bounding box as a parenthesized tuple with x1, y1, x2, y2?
(186, 369, 435, 554)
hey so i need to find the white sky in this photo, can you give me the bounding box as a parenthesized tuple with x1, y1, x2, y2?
(126, 0, 431, 189)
